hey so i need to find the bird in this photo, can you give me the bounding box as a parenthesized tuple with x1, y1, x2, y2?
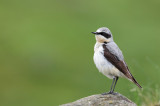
(92, 27, 142, 95)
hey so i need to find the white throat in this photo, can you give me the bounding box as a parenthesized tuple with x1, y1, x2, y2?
(95, 35, 113, 43)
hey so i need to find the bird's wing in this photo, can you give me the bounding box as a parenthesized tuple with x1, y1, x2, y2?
(103, 44, 142, 88)
(106, 42, 124, 61)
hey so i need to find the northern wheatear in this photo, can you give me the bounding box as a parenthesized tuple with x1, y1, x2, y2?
(92, 27, 142, 94)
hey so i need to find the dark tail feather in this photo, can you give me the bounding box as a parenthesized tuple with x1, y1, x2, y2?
(131, 77, 142, 88)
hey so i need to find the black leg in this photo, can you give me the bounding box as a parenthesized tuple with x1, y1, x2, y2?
(102, 77, 116, 95)
(111, 77, 119, 93)
(109, 77, 116, 92)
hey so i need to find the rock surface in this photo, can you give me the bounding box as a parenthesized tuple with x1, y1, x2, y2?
(60, 93, 137, 106)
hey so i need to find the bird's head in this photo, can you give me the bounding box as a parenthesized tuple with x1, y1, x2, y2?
(92, 27, 113, 43)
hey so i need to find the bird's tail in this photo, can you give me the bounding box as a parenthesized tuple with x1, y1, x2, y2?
(130, 76, 142, 88)
(125, 66, 142, 88)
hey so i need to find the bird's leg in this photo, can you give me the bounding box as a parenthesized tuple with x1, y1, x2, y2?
(102, 77, 116, 95)
(111, 76, 119, 93)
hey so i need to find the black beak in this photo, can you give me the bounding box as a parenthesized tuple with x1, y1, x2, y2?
(91, 32, 97, 34)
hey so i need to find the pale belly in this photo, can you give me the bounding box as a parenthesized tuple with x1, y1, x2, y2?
(93, 50, 125, 79)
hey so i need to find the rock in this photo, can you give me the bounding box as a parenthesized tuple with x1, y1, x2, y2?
(60, 93, 137, 106)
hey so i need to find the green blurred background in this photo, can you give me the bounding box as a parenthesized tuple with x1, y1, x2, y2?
(0, 0, 160, 106)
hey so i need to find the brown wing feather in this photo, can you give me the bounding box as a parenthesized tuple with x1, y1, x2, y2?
(103, 44, 142, 88)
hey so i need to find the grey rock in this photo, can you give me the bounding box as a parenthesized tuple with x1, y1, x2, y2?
(60, 93, 137, 106)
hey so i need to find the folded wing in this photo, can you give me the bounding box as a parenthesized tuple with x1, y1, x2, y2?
(103, 44, 142, 88)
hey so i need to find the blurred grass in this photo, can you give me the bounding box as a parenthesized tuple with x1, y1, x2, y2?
(130, 84, 160, 106)
(0, 0, 160, 106)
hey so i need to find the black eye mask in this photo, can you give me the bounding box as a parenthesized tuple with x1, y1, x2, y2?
(97, 32, 111, 38)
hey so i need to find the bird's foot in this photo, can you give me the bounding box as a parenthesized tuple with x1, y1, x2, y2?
(102, 91, 117, 95)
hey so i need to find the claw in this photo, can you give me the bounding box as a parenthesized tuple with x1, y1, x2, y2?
(101, 92, 117, 95)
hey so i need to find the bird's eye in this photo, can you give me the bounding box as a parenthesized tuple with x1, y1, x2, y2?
(99, 32, 111, 38)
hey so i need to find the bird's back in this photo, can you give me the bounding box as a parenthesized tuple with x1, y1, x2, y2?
(106, 42, 124, 61)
